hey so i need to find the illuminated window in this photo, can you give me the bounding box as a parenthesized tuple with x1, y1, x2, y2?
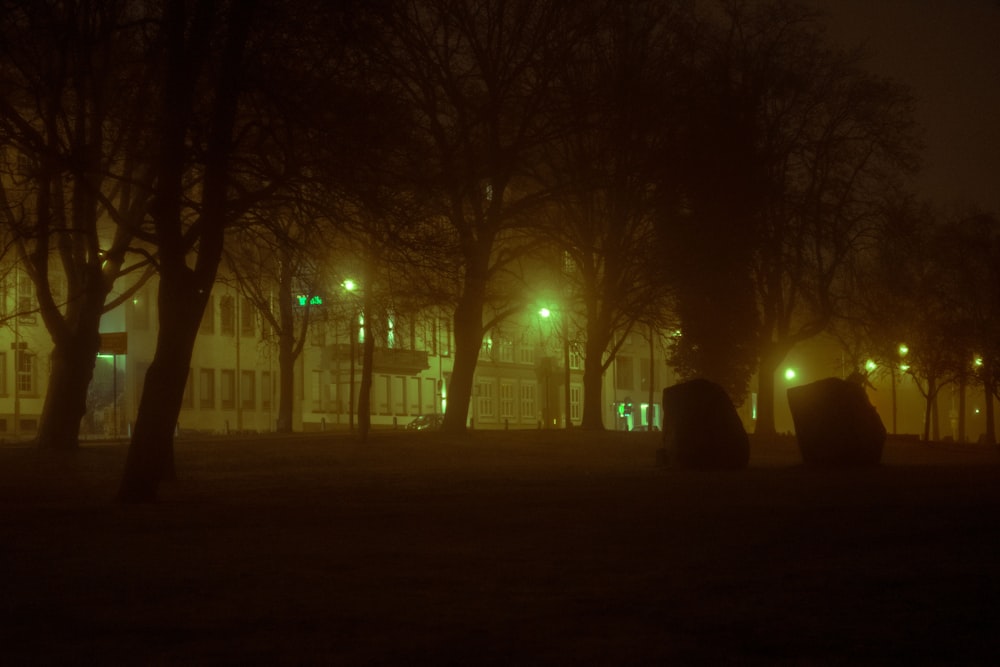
(479, 335, 493, 361)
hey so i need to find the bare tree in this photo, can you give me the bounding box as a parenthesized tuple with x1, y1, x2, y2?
(0, 0, 155, 450)
(706, 1, 921, 437)
(372, 0, 575, 432)
(537, 0, 689, 429)
(118, 0, 260, 502)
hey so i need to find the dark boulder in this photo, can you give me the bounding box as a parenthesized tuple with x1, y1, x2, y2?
(787, 377, 886, 467)
(659, 379, 749, 469)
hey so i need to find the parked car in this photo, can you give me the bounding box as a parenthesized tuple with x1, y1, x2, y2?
(406, 414, 444, 431)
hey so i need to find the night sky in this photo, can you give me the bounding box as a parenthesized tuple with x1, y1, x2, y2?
(810, 0, 1000, 215)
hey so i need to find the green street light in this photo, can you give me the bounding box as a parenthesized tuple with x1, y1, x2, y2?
(784, 368, 797, 381)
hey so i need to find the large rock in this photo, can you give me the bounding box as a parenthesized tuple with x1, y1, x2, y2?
(659, 379, 749, 469)
(787, 377, 886, 467)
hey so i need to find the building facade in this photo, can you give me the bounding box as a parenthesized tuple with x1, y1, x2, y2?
(0, 269, 670, 439)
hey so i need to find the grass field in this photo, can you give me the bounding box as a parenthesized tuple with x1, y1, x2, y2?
(2, 430, 1000, 665)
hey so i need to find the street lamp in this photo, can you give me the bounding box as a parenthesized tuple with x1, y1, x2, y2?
(891, 342, 908, 434)
(538, 307, 572, 429)
(343, 279, 359, 431)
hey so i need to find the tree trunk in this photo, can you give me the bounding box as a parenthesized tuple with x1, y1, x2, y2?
(35, 327, 101, 450)
(957, 378, 966, 442)
(580, 324, 607, 430)
(754, 343, 788, 438)
(358, 315, 374, 442)
(984, 371, 996, 445)
(118, 270, 206, 502)
(276, 328, 295, 433)
(922, 376, 937, 443)
(647, 327, 655, 429)
(441, 292, 485, 433)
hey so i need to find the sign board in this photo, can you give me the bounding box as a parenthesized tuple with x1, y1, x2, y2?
(99, 331, 128, 355)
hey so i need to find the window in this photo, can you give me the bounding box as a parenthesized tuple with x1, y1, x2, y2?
(477, 379, 495, 419)
(499, 382, 515, 420)
(378, 375, 391, 415)
(311, 370, 323, 410)
(519, 383, 536, 422)
(199, 369, 215, 408)
(570, 348, 582, 370)
(220, 296, 235, 336)
(408, 377, 420, 414)
(479, 335, 494, 361)
(570, 384, 582, 421)
(17, 274, 34, 324)
(16, 351, 35, 394)
(640, 357, 651, 391)
(261, 371, 272, 410)
(0, 352, 6, 395)
(221, 369, 235, 409)
(393, 376, 406, 415)
(616, 355, 634, 390)
(498, 338, 514, 363)
(240, 298, 254, 336)
(518, 345, 535, 365)
(200, 296, 215, 334)
(241, 370, 255, 409)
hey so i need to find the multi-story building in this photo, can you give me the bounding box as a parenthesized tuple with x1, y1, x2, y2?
(0, 268, 671, 439)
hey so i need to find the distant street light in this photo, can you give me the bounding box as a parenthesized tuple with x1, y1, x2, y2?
(784, 368, 797, 381)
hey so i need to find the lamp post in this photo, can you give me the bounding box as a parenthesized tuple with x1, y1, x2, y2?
(343, 279, 358, 432)
(539, 307, 572, 429)
(892, 343, 908, 435)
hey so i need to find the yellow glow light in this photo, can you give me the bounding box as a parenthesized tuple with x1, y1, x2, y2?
(784, 368, 797, 381)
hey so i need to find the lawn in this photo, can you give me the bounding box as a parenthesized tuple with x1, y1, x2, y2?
(2, 430, 1000, 665)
